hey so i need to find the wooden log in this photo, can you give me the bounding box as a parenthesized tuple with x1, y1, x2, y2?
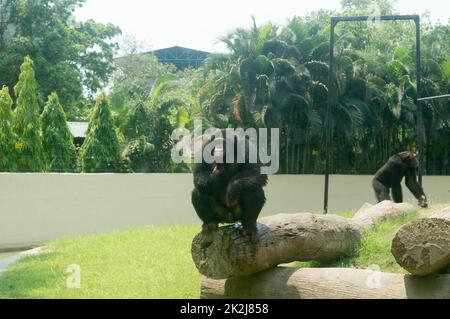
(391, 206, 450, 276)
(192, 201, 415, 279)
(352, 201, 416, 230)
(201, 267, 450, 299)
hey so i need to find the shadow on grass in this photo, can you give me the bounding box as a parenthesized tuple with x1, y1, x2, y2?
(0, 252, 65, 299)
(295, 252, 360, 270)
(440, 264, 450, 275)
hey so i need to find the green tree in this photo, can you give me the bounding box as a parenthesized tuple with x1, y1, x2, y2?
(110, 36, 176, 111)
(147, 69, 203, 173)
(120, 101, 155, 173)
(0, 85, 17, 171)
(80, 93, 121, 172)
(41, 92, 77, 172)
(0, 0, 121, 116)
(13, 56, 45, 172)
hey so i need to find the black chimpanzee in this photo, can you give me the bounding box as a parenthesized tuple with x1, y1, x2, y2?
(372, 151, 428, 208)
(191, 130, 268, 242)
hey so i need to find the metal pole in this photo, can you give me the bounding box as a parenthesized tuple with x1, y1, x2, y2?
(418, 94, 450, 102)
(415, 18, 424, 186)
(324, 19, 336, 215)
(323, 15, 422, 213)
(331, 15, 419, 22)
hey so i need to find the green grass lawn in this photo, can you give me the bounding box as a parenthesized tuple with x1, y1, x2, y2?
(0, 204, 448, 299)
(0, 226, 201, 299)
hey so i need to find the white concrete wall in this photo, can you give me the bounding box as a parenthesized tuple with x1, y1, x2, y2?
(0, 173, 449, 250)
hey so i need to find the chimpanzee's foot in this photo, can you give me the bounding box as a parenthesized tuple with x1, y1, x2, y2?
(202, 223, 219, 235)
(241, 227, 260, 243)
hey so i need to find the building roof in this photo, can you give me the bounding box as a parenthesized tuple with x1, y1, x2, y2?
(147, 46, 210, 69)
(67, 122, 89, 138)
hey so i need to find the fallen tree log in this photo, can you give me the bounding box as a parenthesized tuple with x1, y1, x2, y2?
(192, 201, 415, 279)
(391, 206, 450, 276)
(201, 267, 450, 299)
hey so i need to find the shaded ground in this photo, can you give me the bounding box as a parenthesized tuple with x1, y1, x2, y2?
(0, 252, 22, 263)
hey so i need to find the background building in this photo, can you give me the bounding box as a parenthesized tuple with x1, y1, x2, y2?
(147, 46, 209, 69)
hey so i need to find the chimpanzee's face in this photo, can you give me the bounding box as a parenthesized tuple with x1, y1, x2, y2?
(208, 132, 243, 179)
(211, 160, 240, 179)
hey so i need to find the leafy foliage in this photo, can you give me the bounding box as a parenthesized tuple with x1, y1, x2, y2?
(13, 56, 45, 172)
(0, 0, 121, 116)
(197, 5, 449, 175)
(0, 85, 17, 171)
(121, 135, 155, 173)
(80, 93, 121, 172)
(110, 37, 176, 111)
(41, 92, 77, 172)
(1, 0, 448, 175)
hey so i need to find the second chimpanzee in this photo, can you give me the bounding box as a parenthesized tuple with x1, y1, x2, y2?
(191, 130, 268, 242)
(372, 151, 428, 208)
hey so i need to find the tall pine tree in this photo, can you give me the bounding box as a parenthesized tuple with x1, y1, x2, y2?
(41, 92, 77, 172)
(13, 56, 45, 172)
(80, 93, 121, 172)
(0, 86, 17, 172)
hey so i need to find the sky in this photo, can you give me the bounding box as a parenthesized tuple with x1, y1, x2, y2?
(74, 0, 450, 54)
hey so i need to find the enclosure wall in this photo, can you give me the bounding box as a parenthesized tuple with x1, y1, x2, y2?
(0, 174, 448, 249)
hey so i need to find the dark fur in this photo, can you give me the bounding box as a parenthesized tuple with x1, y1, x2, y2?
(191, 131, 268, 241)
(372, 151, 427, 207)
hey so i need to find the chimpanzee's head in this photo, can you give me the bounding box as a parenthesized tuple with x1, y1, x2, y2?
(210, 134, 241, 178)
(401, 152, 419, 168)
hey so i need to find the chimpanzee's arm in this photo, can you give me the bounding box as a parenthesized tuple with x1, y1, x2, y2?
(225, 167, 268, 206)
(405, 168, 426, 200)
(229, 167, 268, 189)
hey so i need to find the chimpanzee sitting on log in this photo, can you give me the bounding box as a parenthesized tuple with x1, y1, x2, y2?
(372, 151, 428, 208)
(191, 130, 268, 243)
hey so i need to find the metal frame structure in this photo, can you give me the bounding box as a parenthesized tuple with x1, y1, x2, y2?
(323, 15, 450, 214)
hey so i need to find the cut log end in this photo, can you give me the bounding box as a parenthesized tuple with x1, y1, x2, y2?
(391, 218, 450, 276)
(191, 225, 257, 280)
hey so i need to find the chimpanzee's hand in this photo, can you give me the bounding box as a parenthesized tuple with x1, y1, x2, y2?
(419, 196, 428, 208)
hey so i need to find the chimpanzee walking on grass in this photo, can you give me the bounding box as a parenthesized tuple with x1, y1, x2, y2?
(372, 151, 428, 208)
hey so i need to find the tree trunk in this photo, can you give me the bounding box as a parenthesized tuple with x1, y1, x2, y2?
(391, 206, 450, 276)
(201, 267, 450, 299)
(191, 201, 415, 279)
(302, 132, 309, 174)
